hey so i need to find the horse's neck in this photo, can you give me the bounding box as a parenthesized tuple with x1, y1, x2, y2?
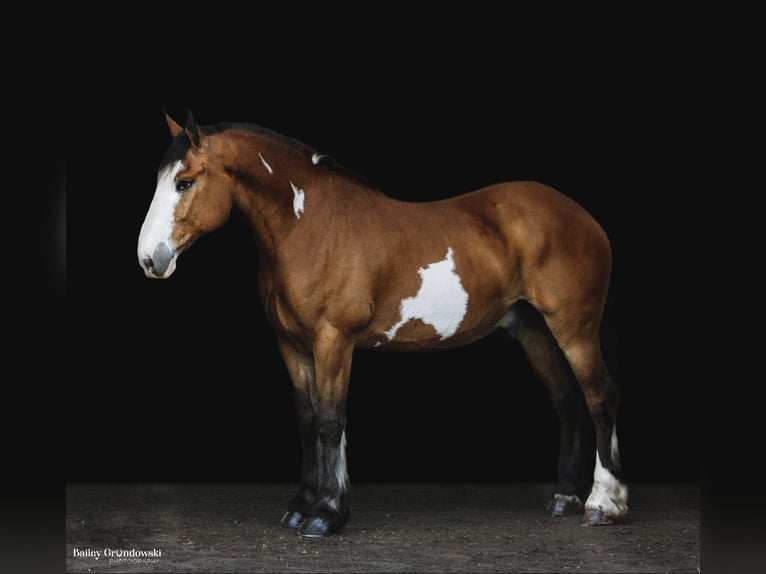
(227, 133, 378, 257)
(222, 134, 296, 243)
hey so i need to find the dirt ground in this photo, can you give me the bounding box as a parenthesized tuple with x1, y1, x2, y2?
(66, 482, 699, 573)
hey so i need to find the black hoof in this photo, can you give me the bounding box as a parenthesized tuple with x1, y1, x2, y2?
(297, 516, 334, 538)
(546, 494, 583, 517)
(280, 510, 303, 529)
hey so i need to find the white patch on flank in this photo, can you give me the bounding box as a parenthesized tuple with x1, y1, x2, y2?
(384, 247, 469, 341)
(137, 160, 183, 264)
(290, 181, 305, 219)
(258, 152, 273, 174)
(311, 153, 322, 165)
(585, 427, 629, 519)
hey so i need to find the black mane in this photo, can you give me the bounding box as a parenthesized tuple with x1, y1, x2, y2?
(160, 122, 379, 190)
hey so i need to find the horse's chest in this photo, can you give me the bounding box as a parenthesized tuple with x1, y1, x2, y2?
(261, 267, 366, 339)
(261, 277, 309, 332)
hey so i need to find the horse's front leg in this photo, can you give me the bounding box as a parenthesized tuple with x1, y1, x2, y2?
(297, 325, 353, 537)
(278, 339, 321, 529)
(277, 328, 353, 537)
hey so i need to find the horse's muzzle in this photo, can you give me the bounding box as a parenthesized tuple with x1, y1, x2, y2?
(140, 242, 175, 278)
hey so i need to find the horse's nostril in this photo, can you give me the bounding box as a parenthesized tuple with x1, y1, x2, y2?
(143, 257, 154, 270)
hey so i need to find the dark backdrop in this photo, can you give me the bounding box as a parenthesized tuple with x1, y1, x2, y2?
(65, 47, 698, 485)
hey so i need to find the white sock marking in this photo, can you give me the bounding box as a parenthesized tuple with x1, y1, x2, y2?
(585, 427, 628, 519)
(384, 247, 469, 340)
(550, 493, 583, 512)
(552, 493, 582, 506)
(258, 152, 273, 175)
(336, 430, 348, 494)
(290, 181, 305, 219)
(315, 430, 347, 513)
(611, 423, 621, 467)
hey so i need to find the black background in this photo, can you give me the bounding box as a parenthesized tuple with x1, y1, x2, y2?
(62, 24, 699, 486)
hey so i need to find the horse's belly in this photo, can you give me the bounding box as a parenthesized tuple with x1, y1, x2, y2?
(359, 322, 501, 351)
(359, 297, 511, 351)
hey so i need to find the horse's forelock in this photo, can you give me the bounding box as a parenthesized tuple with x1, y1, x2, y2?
(159, 132, 193, 172)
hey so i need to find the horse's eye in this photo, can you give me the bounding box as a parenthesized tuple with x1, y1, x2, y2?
(175, 180, 193, 192)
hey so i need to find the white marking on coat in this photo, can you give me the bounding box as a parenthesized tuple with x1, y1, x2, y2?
(311, 153, 322, 165)
(258, 152, 273, 174)
(585, 427, 628, 519)
(137, 160, 183, 265)
(290, 182, 305, 219)
(317, 430, 347, 512)
(611, 423, 621, 467)
(336, 431, 348, 493)
(384, 247, 468, 340)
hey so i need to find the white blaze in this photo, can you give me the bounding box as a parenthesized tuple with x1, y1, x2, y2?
(385, 247, 469, 341)
(137, 160, 183, 264)
(290, 181, 305, 219)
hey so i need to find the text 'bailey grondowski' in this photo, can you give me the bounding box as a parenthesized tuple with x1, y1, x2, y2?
(72, 548, 162, 559)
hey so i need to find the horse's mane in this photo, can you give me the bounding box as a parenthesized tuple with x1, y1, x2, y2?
(160, 122, 379, 190)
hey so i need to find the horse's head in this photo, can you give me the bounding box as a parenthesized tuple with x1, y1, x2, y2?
(138, 111, 234, 278)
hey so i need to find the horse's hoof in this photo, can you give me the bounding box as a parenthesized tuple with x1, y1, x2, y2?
(546, 493, 583, 517)
(297, 516, 333, 538)
(280, 510, 303, 529)
(583, 506, 616, 526)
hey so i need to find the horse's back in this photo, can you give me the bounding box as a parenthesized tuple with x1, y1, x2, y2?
(456, 181, 606, 239)
(450, 180, 612, 316)
(374, 179, 611, 299)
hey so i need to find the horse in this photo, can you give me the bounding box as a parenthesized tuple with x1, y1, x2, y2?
(137, 111, 628, 537)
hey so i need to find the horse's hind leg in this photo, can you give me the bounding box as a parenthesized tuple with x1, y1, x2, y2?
(545, 316, 628, 525)
(502, 301, 593, 516)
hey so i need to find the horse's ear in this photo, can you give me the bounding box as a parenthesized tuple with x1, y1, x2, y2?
(185, 109, 203, 149)
(164, 110, 184, 137)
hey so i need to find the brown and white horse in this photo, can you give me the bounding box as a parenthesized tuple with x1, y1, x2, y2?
(138, 111, 628, 537)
